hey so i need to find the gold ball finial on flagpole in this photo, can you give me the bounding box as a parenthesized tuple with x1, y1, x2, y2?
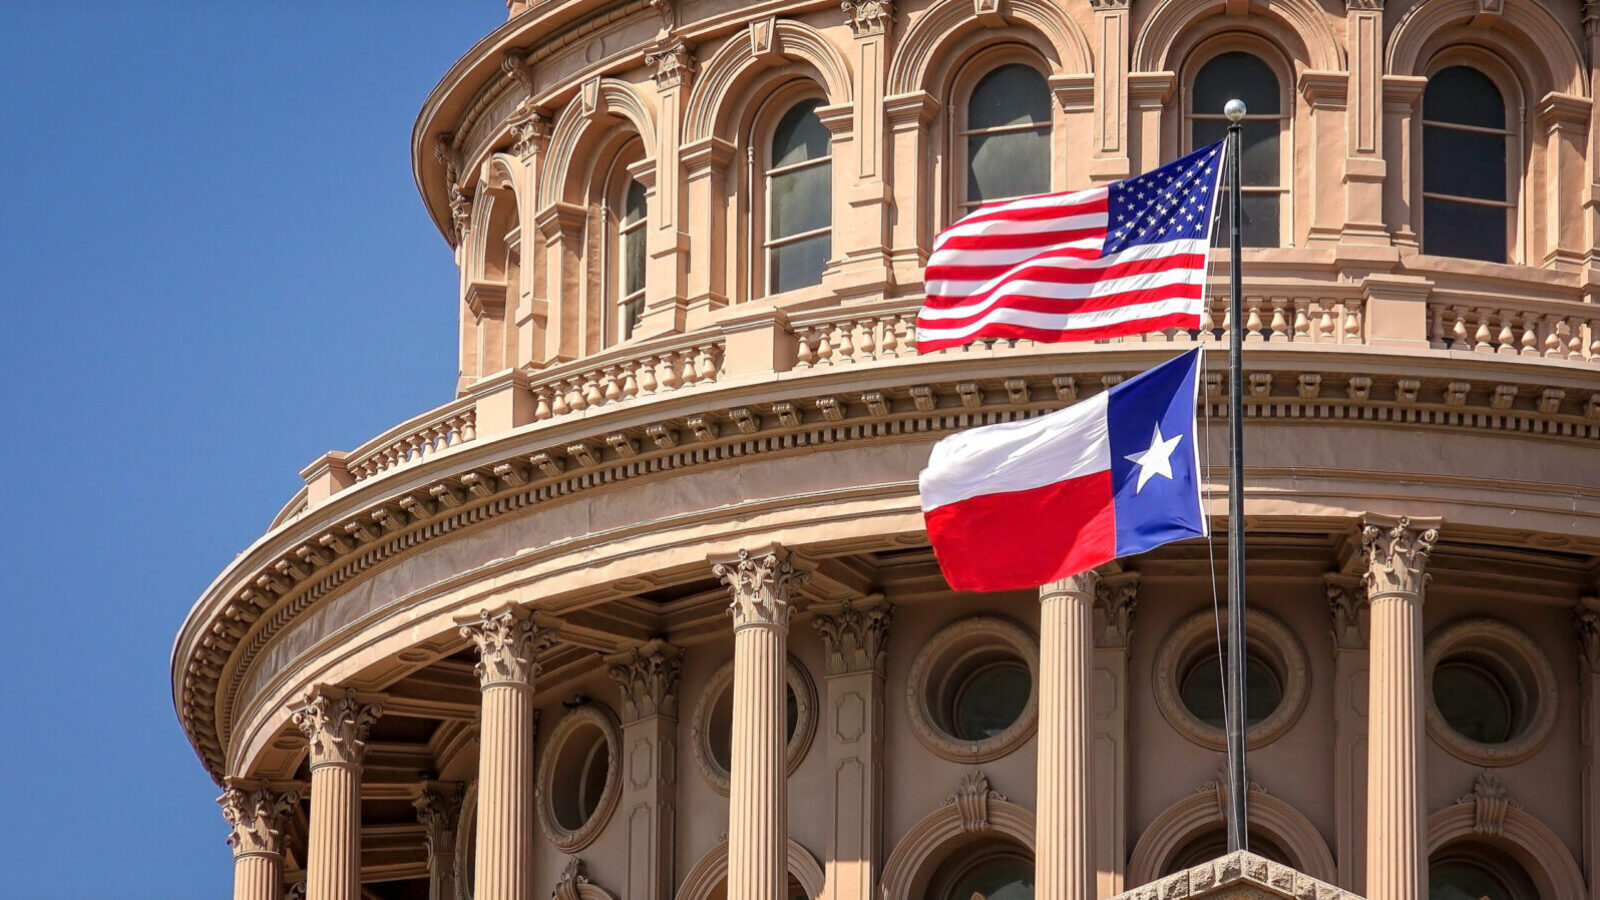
(1224, 99, 1247, 122)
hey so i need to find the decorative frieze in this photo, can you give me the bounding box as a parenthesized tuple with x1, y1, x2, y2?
(811, 598, 892, 676)
(458, 606, 558, 688)
(290, 687, 382, 768)
(715, 547, 805, 630)
(218, 781, 298, 858)
(1360, 515, 1439, 598)
(606, 640, 684, 722)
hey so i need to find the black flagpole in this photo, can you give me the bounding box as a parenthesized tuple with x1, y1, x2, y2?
(1223, 99, 1250, 854)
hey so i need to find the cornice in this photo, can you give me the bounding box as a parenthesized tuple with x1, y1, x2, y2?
(174, 345, 1600, 781)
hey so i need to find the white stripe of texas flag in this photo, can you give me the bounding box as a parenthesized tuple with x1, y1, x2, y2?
(918, 393, 1110, 512)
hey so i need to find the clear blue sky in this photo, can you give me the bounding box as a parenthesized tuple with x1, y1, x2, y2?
(0, 3, 503, 895)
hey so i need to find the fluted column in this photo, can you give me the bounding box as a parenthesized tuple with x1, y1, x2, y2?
(1361, 515, 1439, 900)
(607, 640, 685, 900)
(714, 547, 806, 900)
(1575, 599, 1600, 900)
(414, 781, 463, 900)
(1037, 572, 1097, 900)
(811, 598, 892, 900)
(291, 687, 382, 900)
(219, 779, 299, 900)
(1328, 575, 1371, 892)
(458, 605, 558, 900)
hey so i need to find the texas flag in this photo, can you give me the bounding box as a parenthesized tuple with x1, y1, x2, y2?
(919, 349, 1207, 592)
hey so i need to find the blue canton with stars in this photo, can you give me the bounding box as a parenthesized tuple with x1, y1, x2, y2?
(1103, 141, 1225, 253)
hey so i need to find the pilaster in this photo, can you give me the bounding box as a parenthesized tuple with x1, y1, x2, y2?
(713, 547, 806, 900)
(1037, 571, 1098, 900)
(637, 39, 695, 338)
(883, 91, 940, 287)
(414, 781, 463, 900)
(681, 137, 734, 314)
(1327, 574, 1370, 893)
(1341, 0, 1388, 245)
(1089, 0, 1131, 182)
(1091, 574, 1137, 899)
(831, 2, 895, 290)
(811, 597, 892, 900)
(1300, 70, 1350, 247)
(505, 96, 551, 368)
(534, 202, 587, 364)
(1360, 515, 1439, 900)
(1539, 93, 1591, 271)
(458, 604, 559, 900)
(1585, 1, 1600, 268)
(1127, 73, 1175, 174)
(1576, 597, 1600, 900)
(219, 780, 299, 900)
(1381, 76, 1426, 248)
(606, 640, 685, 900)
(290, 687, 382, 900)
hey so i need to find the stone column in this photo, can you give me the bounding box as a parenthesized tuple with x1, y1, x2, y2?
(1091, 576, 1137, 899)
(1361, 515, 1439, 900)
(1328, 575, 1371, 893)
(607, 640, 685, 900)
(1037, 573, 1097, 900)
(219, 780, 299, 900)
(414, 781, 463, 900)
(714, 547, 806, 900)
(1575, 598, 1600, 900)
(811, 598, 892, 900)
(291, 687, 382, 900)
(458, 605, 559, 900)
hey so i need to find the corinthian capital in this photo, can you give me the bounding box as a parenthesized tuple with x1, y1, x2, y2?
(218, 780, 298, 858)
(1360, 515, 1440, 599)
(458, 605, 559, 688)
(1094, 576, 1139, 649)
(291, 687, 382, 768)
(1326, 576, 1370, 649)
(508, 106, 549, 160)
(812, 598, 893, 676)
(1576, 598, 1600, 675)
(644, 38, 696, 88)
(413, 781, 463, 857)
(841, 0, 895, 36)
(714, 547, 806, 630)
(607, 640, 685, 722)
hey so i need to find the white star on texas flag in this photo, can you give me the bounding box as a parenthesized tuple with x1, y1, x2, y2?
(1123, 424, 1183, 493)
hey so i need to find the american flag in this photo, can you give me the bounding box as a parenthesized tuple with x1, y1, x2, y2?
(915, 141, 1226, 353)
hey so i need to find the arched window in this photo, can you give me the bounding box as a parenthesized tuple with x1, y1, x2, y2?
(1191, 51, 1286, 247)
(765, 98, 831, 294)
(961, 63, 1051, 213)
(1429, 844, 1538, 900)
(1422, 66, 1510, 263)
(616, 178, 646, 340)
(930, 840, 1034, 900)
(1162, 828, 1293, 876)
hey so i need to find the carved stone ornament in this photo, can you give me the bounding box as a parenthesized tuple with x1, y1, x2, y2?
(552, 856, 592, 900)
(945, 770, 1006, 833)
(1345, 0, 1383, 10)
(1360, 515, 1439, 598)
(1576, 599, 1600, 675)
(1094, 577, 1139, 649)
(291, 687, 382, 768)
(714, 548, 806, 630)
(447, 186, 473, 245)
(607, 640, 684, 722)
(286, 881, 307, 900)
(812, 599, 893, 676)
(644, 38, 696, 88)
(1456, 771, 1520, 836)
(1326, 577, 1370, 650)
(432, 133, 460, 185)
(458, 606, 559, 688)
(841, 0, 895, 35)
(508, 106, 549, 160)
(501, 49, 535, 97)
(217, 781, 298, 858)
(414, 781, 463, 857)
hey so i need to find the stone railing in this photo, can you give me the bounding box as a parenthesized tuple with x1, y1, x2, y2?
(526, 332, 725, 421)
(1429, 301, 1600, 361)
(345, 397, 479, 483)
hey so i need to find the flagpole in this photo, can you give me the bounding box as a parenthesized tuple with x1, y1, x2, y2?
(1223, 98, 1250, 854)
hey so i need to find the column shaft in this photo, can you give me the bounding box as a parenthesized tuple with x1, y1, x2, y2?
(306, 764, 362, 900)
(475, 683, 538, 900)
(1037, 576, 1095, 900)
(728, 623, 788, 900)
(221, 781, 298, 900)
(233, 855, 281, 900)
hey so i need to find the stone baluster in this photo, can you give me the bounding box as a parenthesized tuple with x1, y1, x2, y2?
(606, 641, 685, 900)
(290, 687, 383, 900)
(457, 605, 559, 900)
(219, 780, 300, 900)
(1361, 515, 1440, 900)
(1328, 575, 1370, 892)
(414, 782, 463, 900)
(1037, 573, 1097, 900)
(714, 547, 806, 900)
(811, 598, 892, 900)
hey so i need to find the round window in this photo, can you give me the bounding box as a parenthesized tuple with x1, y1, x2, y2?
(1424, 619, 1556, 766)
(907, 617, 1039, 763)
(536, 705, 621, 851)
(1178, 652, 1283, 728)
(691, 655, 817, 795)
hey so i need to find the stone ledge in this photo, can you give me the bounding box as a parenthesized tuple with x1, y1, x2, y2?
(1117, 852, 1363, 900)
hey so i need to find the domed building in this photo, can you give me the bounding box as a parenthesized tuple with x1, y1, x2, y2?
(174, 1, 1600, 900)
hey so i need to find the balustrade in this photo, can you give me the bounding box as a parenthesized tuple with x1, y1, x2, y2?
(1429, 303, 1600, 362)
(348, 406, 478, 482)
(527, 338, 724, 421)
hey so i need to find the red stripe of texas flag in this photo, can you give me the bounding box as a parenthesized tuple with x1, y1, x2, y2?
(923, 472, 1117, 593)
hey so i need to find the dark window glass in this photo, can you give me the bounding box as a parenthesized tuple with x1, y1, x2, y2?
(769, 161, 832, 237)
(952, 660, 1032, 741)
(1180, 652, 1282, 728)
(1423, 127, 1506, 201)
(1424, 66, 1505, 129)
(711, 682, 801, 773)
(1192, 52, 1283, 247)
(1422, 67, 1509, 262)
(944, 854, 1035, 900)
(1194, 51, 1281, 115)
(965, 64, 1051, 207)
(767, 99, 831, 292)
(771, 99, 830, 167)
(1423, 198, 1506, 262)
(1429, 848, 1537, 900)
(1433, 660, 1514, 744)
(770, 233, 832, 294)
(619, 178, 647, 338)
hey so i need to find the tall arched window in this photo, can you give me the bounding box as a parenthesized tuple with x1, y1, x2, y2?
(930, 840, 1034, 900)
(766, 98, 831, 294)
(616, 178, 646, 340)
(1192, 51, 1285, 247)
(1422, 66, 1510, 263)
(1429, 844, 1537, 900)
(961, 63, 1051, 213)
